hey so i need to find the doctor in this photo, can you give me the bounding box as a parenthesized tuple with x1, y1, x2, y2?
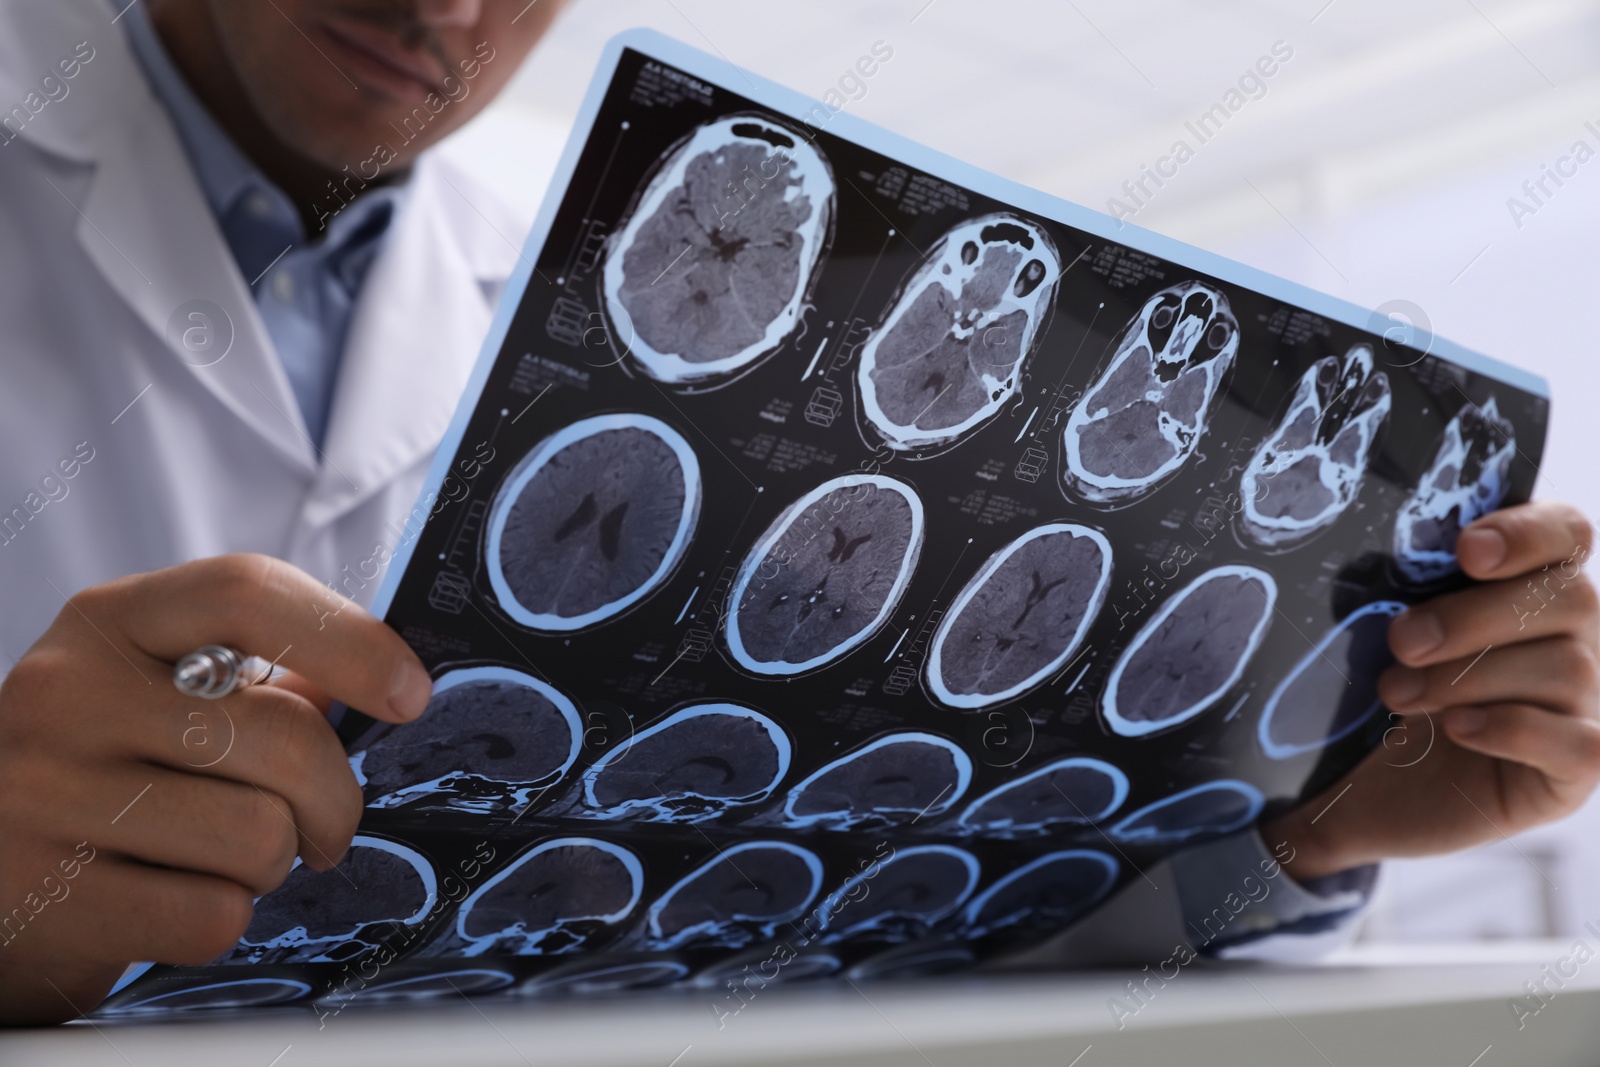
(1, 0, 1598, 1028)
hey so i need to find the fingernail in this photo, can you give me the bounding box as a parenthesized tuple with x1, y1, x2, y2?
(1447, 707, 1486, 736)
(389, 659, 432, 720)
(1390, 610, 1444, 660)
(1383, 666, 1426, 706)
(1458, 526, 1507, 572)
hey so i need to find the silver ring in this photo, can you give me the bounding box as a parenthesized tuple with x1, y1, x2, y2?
(172, 645, 270, 700)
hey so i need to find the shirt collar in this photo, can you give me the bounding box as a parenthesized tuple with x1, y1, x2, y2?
(118, 0, 271, 227)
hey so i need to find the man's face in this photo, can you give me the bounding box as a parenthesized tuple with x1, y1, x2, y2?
(204, 0, 560, 170)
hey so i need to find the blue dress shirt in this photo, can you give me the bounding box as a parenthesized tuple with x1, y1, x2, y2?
(120, 1, 407, 449)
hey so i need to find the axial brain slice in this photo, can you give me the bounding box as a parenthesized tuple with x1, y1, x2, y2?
(1260, 602, 1404, 759)
(1063, 281, 1239, 506)
(603, 115, 834, 384)
(1240, 345, 1392, 550)
(488, 414, 700, 631)
(783, 732, 971, 829)
(1104, 565, 1275, 737)
(646, 842, 823, 949)
(957, 757, 1128, 836)
(234, 838, 434, 962)
(927, 524, 1112, 709)
(727, 475, 924, 675)
(357, 667, 580, 813)
(962, 851, 1118, 939)
(818, 846, 980, 943)
(583, 704, 790, 822)
(858, 215, 1061, 451)
(458, 839, 642, 955)
(1109, 781, 1264, 844)
(1394, 397, 1516, 584)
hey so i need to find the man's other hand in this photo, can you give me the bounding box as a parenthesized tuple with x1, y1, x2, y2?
(0, 554, 431, 1025)
(1267, 501, 1600, 882)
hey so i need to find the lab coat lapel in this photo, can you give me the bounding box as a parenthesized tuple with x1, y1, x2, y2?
(306, 155, 499, 528)
(73, 111, 317, 475)
(30, 2, 317, 475)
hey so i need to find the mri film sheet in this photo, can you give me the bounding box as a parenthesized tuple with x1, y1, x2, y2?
(104, 31, 1548, 1016)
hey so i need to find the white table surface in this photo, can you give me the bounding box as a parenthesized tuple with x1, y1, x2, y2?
(4, 943, 1598, 1067)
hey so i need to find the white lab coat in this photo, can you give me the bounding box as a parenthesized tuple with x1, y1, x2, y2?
(0, 0, 524, 669)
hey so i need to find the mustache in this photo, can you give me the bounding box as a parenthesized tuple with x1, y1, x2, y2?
(326, 2, 455, 73)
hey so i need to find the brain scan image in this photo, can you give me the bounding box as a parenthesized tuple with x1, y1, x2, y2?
(451, 838, 643, 958)
(1103, 565, 1276, 738)
(602, 114, 834, 385)
(524, 959, 691, 996)
(956, 757, 1129, 837)
(781, 732, 971, 830)
(814, 846, 980, 945)
(100, 978, 314, 1015)
(1259, 601, 1404, 759)
(1109, 780, 1264, 844)
(487, 413, 701, 631)
(224, 837, 436, 965)
(1393, 397, 1516, 585)
(726, 475, 924, 675)
(353, 667, 581, 815)
(580, 703, 791, 822)
(693, 947, 841, 988)
(961, 850, 1118, 939)
(857, 214, 1061, 452)
(1239, 345, 1392, 551)
(331, 968, 515, 1004)
(1062, 281, 1240, 507)
(925, 523, 1113, 709)
(643, 841, 823, 950)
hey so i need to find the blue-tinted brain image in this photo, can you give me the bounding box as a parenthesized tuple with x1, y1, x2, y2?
(1103, 565, 1275, 737)
(961, 851, 1118, 939)
(782, 732, 971, 830)
(580, 703, 790, 822)
(926, 523, 1113, 709)
(727, 475, 924, 675)
(525, 959, 692, 996)
(453, 838, 643, 958)
(354, 666, 581, 815)
(1062, 281, 1239, 506)
(99, 978, 314, 1015)
(488, 414, 701, 631)
(1259, 601, 1404, 759)
(1393, 397, 1516, 585)
(1109, 781, 1264, 845)
(603, 114, 834, 385)
(815, 846, 980, 945)
(224, 837, 436, 965)
(857, 214, 1061, 452)
(1239, 344, 1391, 551)
(644, 842, 823, 950)
(956, 757, 1129, 837)
(332, 968, 514, 1005)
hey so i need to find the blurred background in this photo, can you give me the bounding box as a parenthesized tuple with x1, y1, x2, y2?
(441, 0, 1600, 944)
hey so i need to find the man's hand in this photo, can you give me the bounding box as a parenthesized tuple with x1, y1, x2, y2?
(1266, 500, 1600, 882)
(0, 554, 431, 1025)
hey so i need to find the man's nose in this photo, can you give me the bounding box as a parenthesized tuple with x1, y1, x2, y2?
(414, 0, 482, 29)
